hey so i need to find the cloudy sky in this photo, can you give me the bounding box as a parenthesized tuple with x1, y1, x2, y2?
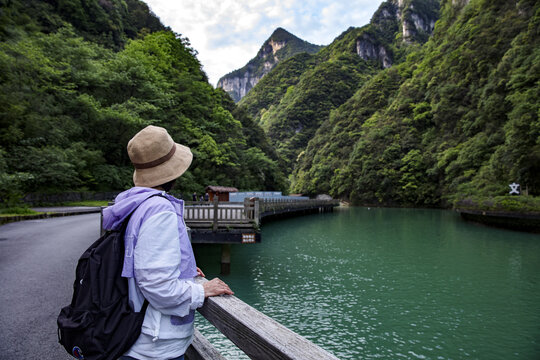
(144, 0, 386, 87)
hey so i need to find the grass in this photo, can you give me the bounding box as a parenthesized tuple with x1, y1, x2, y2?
(0, 207, 40, 217)
(454, 195, 540, 213)
(60, 200, 110, 207)
(0, 200, 108, 218)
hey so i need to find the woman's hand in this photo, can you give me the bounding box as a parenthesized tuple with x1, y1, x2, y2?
(196, 267, 205, 278)
(203, 278, 234, 297)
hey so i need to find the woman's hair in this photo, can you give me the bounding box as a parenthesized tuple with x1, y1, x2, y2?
(158, 178, 176, 192)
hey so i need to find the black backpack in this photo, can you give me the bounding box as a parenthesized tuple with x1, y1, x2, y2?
(57, 196, 158, 360)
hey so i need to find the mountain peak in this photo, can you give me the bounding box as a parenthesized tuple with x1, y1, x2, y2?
(217, 28, 323, 102)
(269, 27, 297, 41)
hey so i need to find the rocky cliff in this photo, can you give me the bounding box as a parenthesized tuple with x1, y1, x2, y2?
(217, 28, 323, 102)
(355, 0, 439, 68)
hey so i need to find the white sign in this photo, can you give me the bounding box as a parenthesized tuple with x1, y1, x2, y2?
(509, 183, 520, 195)
(242, 233, 256, 243)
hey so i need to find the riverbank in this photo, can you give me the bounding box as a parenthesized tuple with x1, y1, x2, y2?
(456, 208, 540, 233)
(452, 195, 540, 233)
(343, 195, 540, 233)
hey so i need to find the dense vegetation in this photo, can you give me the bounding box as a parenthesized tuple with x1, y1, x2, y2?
(240, 0, 539, 207)
(239, 0, 439, 174)
(293, 0, 539, 206)
(0, 0, 287, 206)
(0, 0, 167, 49)
(455, 196, 540, 213)
(238, 52, 319, 122)
(2, 0, 538, 211)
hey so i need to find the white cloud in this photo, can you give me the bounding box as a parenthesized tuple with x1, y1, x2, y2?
(143, 0, 385, 86)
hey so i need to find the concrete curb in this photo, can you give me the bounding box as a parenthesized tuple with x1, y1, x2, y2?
(0, 209, 102, 226)
(456, 208, 540, 233)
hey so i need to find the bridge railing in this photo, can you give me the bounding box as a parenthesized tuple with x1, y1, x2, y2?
(186, 277, 340, 360)
(184, 198, 257, 231)
(184, 198, 339, 230)
(260, 198, 340, 213)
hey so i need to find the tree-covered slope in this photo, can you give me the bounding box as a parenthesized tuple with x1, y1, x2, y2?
(0, 0, 287, 205)
(0, 0, 167, 49)
(238, 52, 319, 122)
(261, 53, 372, 171)
(293, 0, 540, 206)
(239, 0, 440, 173)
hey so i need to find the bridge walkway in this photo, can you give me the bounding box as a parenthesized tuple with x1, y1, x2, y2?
(185, 197, 340, 244)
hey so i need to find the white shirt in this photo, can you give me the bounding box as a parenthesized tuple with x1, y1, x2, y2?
(124, 210, 205, 359)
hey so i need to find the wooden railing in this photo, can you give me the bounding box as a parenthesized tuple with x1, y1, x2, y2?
(186, 277, 340, 360)
(184, 198, 257, 230)
(184, 198, 339, 231)
(259, 198, 340, 216)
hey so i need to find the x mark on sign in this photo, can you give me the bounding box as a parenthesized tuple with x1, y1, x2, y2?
(509, 183, 520, 195)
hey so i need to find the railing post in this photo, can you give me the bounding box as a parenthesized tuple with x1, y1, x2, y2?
(185, 329, 227, 360)
(254, 198, 260, 227)
(100, 206, 105, 236)
(221, 244, 231, 275)
(244, 197, 251, 219)
(213, 196, 219, 231)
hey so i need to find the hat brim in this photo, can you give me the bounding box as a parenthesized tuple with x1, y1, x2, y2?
(133, 143, 193, 188)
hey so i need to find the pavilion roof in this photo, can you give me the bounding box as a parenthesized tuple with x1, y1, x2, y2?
(205, 185, 239, 193)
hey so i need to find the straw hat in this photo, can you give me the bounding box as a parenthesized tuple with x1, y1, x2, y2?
(127, 125, 193, 188)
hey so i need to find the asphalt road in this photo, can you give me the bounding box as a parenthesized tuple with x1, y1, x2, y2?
(0, 213, 101, 359)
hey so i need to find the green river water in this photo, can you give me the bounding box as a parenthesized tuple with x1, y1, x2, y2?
(194, 207, 540, 360)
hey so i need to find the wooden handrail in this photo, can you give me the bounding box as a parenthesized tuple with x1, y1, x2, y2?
(191, 277, 340, 360)
(185, 329, 227, 360)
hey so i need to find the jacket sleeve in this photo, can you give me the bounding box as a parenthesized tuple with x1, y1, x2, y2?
(133, 210, 204, 316)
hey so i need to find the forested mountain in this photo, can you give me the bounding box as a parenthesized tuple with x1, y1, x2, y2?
(239, 0, 539, 207)
(0, 0, 287, 206)
(239, 0, 440, 174)
(217, 28, 323, 102)
(2, 0, 537, 210)
(292, 0, 539, 206)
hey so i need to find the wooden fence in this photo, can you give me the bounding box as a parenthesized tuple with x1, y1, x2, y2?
(184, 198, 257, 231)
(258, 198, 340, 218)
(184, 198, 339, 231)
(186, 277, 340, 360)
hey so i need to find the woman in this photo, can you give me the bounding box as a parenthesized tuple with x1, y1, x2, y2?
(102, 125, 233, 360)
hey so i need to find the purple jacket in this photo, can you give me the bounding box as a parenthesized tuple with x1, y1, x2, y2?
(102, 187, 204, 354)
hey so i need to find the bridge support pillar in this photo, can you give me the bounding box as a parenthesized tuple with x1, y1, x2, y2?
(221, 244, 231, 275)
